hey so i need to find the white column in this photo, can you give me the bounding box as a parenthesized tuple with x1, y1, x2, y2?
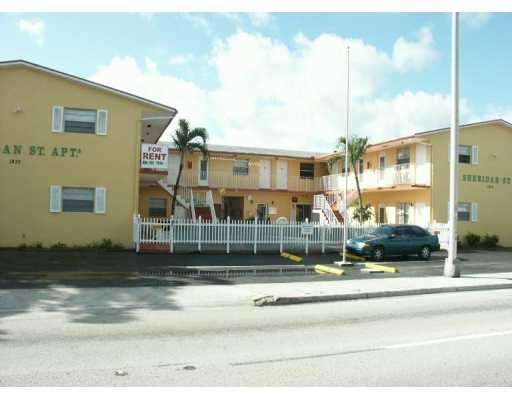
(444, 12, 461, 278)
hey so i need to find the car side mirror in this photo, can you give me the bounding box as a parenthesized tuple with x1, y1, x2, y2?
(389, 233, 397, 239)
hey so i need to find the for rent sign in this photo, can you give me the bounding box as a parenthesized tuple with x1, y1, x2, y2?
(141, 144, 168, 170)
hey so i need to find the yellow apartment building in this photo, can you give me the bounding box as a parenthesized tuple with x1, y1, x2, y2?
(0, 60, 177, 248)
(2, 60, 511, 249)
(139, 120, 512, 246)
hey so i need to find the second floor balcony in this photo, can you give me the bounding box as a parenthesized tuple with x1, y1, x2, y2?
(322, 162, 431, 192)
(168, 169, 324, 192)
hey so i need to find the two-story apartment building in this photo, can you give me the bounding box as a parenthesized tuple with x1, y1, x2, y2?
(0, 60, 177, 248)
(139, 119, 512, 246)
(139, 144, 328, 223)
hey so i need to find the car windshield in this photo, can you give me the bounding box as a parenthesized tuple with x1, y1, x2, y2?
(371, 226, 394, 236)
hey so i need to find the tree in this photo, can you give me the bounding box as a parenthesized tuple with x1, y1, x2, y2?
(170, 119, 208, 218)
(328, 135, 371, 221)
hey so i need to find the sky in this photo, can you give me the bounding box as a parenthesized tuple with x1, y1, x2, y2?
(1, 12, 511, 151)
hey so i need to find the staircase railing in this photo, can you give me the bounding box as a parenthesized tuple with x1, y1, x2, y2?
(189, 188, 196, 222)
(206, 190, 217, 222)
(313, 194, 340, 225)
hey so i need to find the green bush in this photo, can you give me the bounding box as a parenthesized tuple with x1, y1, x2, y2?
(50, 242, 67, 250)
(17, 243, 27, 250)
(34, 242, 44, 249)
(481, 234, 499, 248)
(464, 232, 481, 248)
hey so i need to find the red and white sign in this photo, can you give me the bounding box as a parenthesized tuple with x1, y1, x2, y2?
(141, 143, 168, 170)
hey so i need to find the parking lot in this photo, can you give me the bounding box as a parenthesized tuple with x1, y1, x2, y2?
(1, 248, 511, 287)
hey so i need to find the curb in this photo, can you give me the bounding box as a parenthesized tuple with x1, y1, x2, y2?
(253, 282, 512, 306)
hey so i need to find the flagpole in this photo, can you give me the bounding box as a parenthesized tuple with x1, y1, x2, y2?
(339, 45, 352, 266)
(444, 12, 461, 278)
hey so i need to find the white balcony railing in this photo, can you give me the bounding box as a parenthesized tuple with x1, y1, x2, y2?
(322, 162, 431, 192)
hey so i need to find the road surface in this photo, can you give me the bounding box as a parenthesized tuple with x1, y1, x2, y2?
(1, 288, 512, 386)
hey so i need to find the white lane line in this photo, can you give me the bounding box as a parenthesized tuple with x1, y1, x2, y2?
(386, 329, 512, 350)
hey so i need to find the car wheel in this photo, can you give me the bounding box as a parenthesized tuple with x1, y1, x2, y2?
(372, 246, 384, 262)
(418, 246, 431, 260)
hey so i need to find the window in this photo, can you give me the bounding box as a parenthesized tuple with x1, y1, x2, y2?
(296, 204, 312, 222)
(458, 145, 471, 164)
(458, 202, 471, 221)
(378, 205, 386, 223)
(199, 159, 208, 181)
(63, 108, 97, 134)
(62, 187, 95, 212)
(300, 163, 314, 179)
(397, 147, 410, 165)
(149, 198, 167, 217)
(410, 226, 428, 237)
(233, 159, 249, 176)
(256, 203, 268, 221)
(395, 226, 411, 237)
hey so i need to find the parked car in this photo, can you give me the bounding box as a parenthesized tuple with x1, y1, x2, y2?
(346, 224, 441, 261)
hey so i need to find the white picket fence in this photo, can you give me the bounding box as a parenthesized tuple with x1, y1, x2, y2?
(133, 215, 381, 254)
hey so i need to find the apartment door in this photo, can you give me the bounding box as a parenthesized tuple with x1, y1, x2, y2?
(167, 153, 180, 185)
(198, 157, 208, 186)
(379, 154, 386, 181)
(259, 159, 271, 189)
(256, 203, 268, 221)
(276, 160, 288, 190)
(415, 144, 429, 185)
(223, 196, 244, 220)
(396, 202, 410, 224)
(414, 202, 429, 227)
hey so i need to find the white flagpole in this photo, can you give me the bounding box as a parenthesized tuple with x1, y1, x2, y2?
(444, 12, 461, 278)
(341, 46, 351, 265)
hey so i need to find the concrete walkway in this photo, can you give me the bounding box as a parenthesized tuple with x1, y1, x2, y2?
(252, 272, 512, 306)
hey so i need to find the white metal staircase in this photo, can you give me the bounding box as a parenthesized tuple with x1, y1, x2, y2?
(313, 194, 340, 225)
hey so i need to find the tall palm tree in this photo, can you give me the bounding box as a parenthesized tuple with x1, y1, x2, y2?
(170, 119, 208, 217)
(329, 135, 370, 217)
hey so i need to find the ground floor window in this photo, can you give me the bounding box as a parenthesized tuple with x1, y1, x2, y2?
(296, 204, 312, 222)
(149, 198, 167, 217)
(62, 187, 95, 212)
(396, 202, 410, 224)
(457, 202, 471, 221)
(378, 204, 386, 223)
(256, 203, 269, 221)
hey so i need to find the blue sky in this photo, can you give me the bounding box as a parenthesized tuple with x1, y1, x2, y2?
(1, 12, 510, 151)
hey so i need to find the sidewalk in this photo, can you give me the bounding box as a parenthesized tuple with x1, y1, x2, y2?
(252, 272, 512, 306)
(2, 272, 512, 314)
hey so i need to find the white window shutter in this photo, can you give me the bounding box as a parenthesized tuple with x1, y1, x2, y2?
(52, 106, 64, 133)
(94, 187, 107, 214)
(96, 109, 108, 135)
(471, 145, 479, 165)
(49, 185, 62, 213)
(471, 202, 478, 222)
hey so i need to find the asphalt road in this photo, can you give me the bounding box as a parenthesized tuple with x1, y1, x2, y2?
(2, 288, 512, 385)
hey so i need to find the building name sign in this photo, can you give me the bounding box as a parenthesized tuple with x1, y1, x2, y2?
(462, 174, 511, 185)
(1, 144, 82, 161)
(141, 143, 168, 171)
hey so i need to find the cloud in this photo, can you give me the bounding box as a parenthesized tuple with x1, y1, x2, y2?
(17, 18, 45, 46)
(248, 13, 274, 27)
(169, 54, 195, 65)
(460, 13, 493, 29)
(392, 27, 437, 72)
(89, 29, 494, 152)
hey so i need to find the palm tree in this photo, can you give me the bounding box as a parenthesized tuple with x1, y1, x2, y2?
(329, 135, 370, 220)
(170, 119, 208, 217)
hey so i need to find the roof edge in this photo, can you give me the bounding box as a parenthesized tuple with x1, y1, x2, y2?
(0, 59, 178, 114)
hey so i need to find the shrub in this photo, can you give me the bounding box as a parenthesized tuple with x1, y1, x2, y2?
(352, 204, 373, 223)
(50, 242, 67, 250)
(481, 234, 499, 248)
(464, 232, 481, 248)
(34, 242, 43, 249)
(17, 243, 27, 251)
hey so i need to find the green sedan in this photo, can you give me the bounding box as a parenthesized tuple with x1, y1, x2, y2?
(346, 224, 441, 261)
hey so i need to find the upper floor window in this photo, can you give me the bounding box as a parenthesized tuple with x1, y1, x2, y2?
(52, 106, 108, 135)
(458, 145, 471, 164)
(233, 159, 249, 176)
(396, 147, 410, 165)
(300, 163, 314, 179)
(64, 108, 97, 134)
